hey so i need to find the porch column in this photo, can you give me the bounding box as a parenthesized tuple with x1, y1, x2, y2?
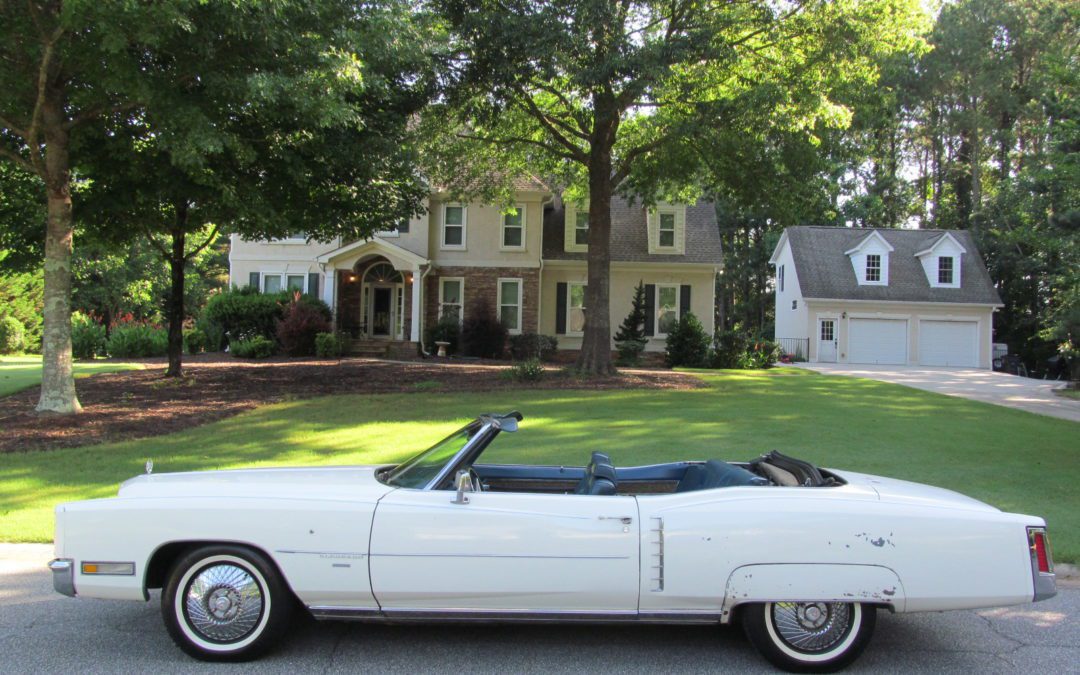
(410, 264, 422, 342)
(323, 269, 336, 327)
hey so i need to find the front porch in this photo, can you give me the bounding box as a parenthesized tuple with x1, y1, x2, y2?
(315, 238, 429, 346)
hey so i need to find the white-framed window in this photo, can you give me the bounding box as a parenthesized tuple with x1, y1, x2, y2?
(574, 211, 589, 247)
(439, 277, 464, 322)
(261, 272, 306, 294)
(938, 256, 954, 284)
(865, 254, 882, 283)
(655, 284, 680, 336)
(791, 300, 798, 310)
(285, 232, 307, 241)
(658, 212, 676, 248)
(501, 205, 526, 250)
(441, 204, 466, 250)
(567, 282, 586, 335)
(497, 278, 523, 334)
(778, 265, 785, 293)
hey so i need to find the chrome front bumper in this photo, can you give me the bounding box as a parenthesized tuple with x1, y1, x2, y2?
(48, 558, 76, 597)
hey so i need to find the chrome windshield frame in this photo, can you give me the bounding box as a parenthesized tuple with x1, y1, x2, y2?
(421, 421, 498, 491)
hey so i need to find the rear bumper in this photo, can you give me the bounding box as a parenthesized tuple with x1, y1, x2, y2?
(48, 558, 76, 597)
(1033, 570, 1056, 602)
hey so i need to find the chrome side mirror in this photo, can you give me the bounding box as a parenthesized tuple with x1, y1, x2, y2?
(451, 469, 473, 505)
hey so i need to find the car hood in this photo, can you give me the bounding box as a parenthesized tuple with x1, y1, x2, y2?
(117, 465, 394, 501)
(833, 469, 1000, 513)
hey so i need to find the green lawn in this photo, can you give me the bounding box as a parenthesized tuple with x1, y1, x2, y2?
(1, 368, 1077, 562)
(0, 356, 142, 397)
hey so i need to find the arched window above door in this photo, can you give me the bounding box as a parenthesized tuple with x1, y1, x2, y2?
(363, 262, 403, 284)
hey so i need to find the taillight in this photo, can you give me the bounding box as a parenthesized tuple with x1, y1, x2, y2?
(1028, 527, 1053, 574)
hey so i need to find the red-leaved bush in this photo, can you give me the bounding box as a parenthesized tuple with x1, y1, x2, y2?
(276, 300, 332, 356)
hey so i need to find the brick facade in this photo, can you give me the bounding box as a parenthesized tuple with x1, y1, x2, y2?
(425, 266, 541, 339)
(336, 258, 413, 339)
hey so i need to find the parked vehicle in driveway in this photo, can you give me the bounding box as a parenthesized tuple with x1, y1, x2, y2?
(49, 411, 1056, 672)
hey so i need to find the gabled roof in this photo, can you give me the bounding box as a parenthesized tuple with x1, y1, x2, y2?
(779, 226, 1002, 306)
(843, 230, 894, 256)
(316, 236, 428, 269)
(914, 231, 967, 257)
(542, 195, 723, 265)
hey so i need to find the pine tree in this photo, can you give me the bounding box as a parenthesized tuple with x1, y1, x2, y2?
(614, 281, 649, 366)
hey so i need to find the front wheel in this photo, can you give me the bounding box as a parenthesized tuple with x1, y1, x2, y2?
(742, 601, 876, 673)
(162, 545, 293, 661)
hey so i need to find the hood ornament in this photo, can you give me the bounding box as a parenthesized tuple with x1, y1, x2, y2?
(145, 459, 154, 475)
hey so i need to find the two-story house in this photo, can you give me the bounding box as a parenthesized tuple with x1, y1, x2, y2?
(769, 226, 1003, 369)
(228, 179, 723, 356)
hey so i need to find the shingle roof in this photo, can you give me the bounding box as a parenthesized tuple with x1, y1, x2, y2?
(543, 196, 723, 264)
(783, 226, 1002, 305)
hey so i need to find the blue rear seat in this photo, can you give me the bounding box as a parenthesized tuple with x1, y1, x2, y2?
(675, 460, 768, 492)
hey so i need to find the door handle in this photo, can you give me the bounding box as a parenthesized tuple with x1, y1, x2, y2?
(599, 516, 633, 525)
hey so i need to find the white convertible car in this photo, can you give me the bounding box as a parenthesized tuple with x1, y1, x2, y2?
(50, 412, 1056, 672)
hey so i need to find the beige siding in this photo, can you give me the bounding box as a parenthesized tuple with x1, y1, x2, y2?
(427, 195, 548, 267)
(541, 264, 717, 352)
(804, 300, 995, 369)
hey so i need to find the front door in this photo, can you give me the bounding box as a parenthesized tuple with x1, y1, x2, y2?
(818, 318, 837, 362)
(371, 287, 392, 337)
(369, 489, 641, 613)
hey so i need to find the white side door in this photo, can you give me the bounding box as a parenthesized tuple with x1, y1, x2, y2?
(817, 319, 837, 362)
(369, 489, 640, 613)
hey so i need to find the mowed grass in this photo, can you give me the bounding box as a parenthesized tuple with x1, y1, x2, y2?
(0, 356, 142, 397)
(1, 368, 1077, 561)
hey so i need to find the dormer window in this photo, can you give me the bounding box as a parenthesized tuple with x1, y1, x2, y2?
(938, 256, 954, 284)
(658, 213, 676, 248)
(866, 254, 881, 282)
(574, 211, 589, 246)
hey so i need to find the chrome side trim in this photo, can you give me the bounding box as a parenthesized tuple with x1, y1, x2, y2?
(307, 606, 722, 625)
(275, 549, 367, 558)
(649, 516, 665, 592)
(48, 558, 75, 597)
(370, 553, 629, 560)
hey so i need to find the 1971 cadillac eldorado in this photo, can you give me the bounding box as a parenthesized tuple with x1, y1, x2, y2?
(49, 411, 1056, 672)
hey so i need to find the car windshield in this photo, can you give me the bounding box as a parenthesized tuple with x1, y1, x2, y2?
(382, 423, 481, 489)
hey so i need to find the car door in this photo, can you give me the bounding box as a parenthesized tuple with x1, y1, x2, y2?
(369, 488, 640, 614)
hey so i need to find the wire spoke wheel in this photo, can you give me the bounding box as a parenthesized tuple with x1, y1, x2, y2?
(743, 601, 876, 673)
(770, 602, 852, 654)
(183, 563, 264, 643)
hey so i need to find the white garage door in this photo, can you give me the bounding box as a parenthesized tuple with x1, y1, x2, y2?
(919, 320, 978, 367)
(849, 319, 907, 365)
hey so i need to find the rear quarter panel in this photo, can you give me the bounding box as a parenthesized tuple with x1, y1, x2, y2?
(636, 487, 1036, 617)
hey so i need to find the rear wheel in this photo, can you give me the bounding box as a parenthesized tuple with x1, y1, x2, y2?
(162, 545, 292, 661)
(742, 601, 875, 673)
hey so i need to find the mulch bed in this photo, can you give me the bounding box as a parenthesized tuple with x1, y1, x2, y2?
(0, 355, 701, 453)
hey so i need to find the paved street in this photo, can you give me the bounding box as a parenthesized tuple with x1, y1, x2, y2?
(793, 363, 1080, 423)
(2, 545, 1077, 674)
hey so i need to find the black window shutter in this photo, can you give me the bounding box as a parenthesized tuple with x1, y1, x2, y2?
(644, 284, 656, 336)
(249, 272, 260, 289)
(308, 273, 320, 298)
(680, 285, 691, 318)
(555, 282, 567, 334)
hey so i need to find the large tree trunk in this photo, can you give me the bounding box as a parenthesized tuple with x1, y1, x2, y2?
(576, 134, 616, 375)
(164, 206, 188, 378)
(35, 95, 81, 415)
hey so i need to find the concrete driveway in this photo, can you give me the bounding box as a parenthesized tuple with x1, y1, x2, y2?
(793, 363, 1080, 423)
(2, 544, 1078, 674)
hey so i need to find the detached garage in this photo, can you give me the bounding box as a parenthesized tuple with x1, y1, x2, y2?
(919, 320, 978, 367)
(848, 319, 908, 365)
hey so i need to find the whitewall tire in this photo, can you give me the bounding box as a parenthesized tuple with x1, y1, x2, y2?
(742, 601, 876, 673)
(162, 545, 293, 661)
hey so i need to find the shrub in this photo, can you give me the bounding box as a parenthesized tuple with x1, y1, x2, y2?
(507, 357, 545, 382)
(508, 332, 558, 361)
(0, 271, 44, 351)
(107, 323, 168, 358)
(276, 299, 332, 356)
(665, 312, 710, 367)
(204, 288, 332, 346)
(461, 299, 508, 359)
(183, 328, 206, 355)
(614, 281, 648, 366)
(711, 329, 750, 368)
(0, 315, 25, 354)
(746, 339, 782, 369)
(426, 315, 461, 355)
(315, 331, 350, 358)
(71, 312, 107, 360)
(196, 316, 226, 352)
(231, 335, 275, 359)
